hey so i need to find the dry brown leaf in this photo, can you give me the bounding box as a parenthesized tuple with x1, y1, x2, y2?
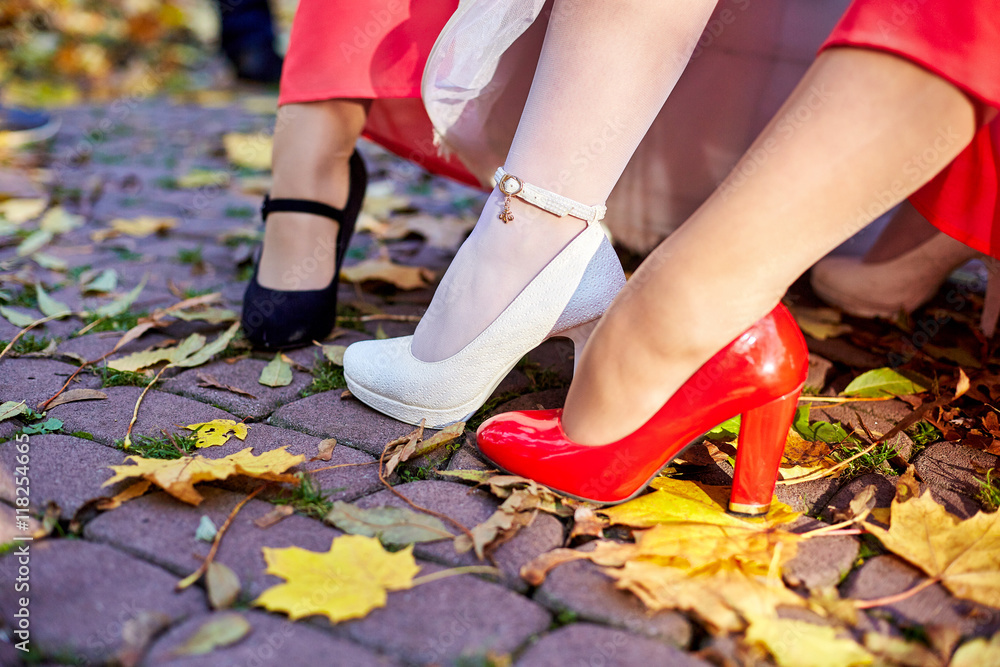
(340, 258, 434, 290)
(196, 372, 257, 399)
(311, 438, 337, 462)
(569, 506, 608, 540)
(383, 421, 424, 477)
(956, 368, 971, 399)
(44, 388, 107, 409)
(205, 562, 241, 610)
(520, 541, 639, 586)
(254, 504, 295, 529)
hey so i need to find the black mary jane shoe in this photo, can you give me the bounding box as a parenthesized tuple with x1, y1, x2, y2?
(241, 150, 367, 349)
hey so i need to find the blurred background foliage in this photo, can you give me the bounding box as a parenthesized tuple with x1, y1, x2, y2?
(0, 0, 295, 106)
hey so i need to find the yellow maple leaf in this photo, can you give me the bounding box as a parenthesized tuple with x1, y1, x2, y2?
(102, 447, 302, 505)
(254, 535, 420, 622)
(340, 258, 435, 290)
(864, 490, 1000, 608)
(223, 132, 273, 171)
(950, 632, 1000, 667)
(0, 198, 46, 224)
(601, 477, 800, 529)
(184, 419, 249, 448)
(91, 216, 178, 241)
(636, 521, 802, 576)
(606, 561, 806, 634)
(745, 617, 873, 667)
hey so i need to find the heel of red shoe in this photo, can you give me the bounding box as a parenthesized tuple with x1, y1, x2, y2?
(728, 384, 803, 516)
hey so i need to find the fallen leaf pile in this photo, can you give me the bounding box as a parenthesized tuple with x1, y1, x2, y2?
(518, 475, 1000, 666)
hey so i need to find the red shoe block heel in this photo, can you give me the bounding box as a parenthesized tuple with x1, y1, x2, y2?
(729, 384, 803, 516)
(476, 304, 809, 509)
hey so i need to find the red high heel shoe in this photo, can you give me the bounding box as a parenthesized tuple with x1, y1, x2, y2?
(476, 304, 808, 515)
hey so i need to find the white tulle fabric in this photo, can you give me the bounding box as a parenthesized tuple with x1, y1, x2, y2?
(419, 0, 852, 251)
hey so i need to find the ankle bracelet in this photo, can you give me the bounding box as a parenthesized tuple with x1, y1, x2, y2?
(494, 167, 606, 225)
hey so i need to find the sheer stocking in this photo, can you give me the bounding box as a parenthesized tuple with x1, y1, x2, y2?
(257, 99, 370, 290)
(410, 0, 718, 361)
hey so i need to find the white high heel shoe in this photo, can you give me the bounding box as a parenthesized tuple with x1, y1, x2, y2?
(343, 168, 626, 428)
(811, 232, 980, 317)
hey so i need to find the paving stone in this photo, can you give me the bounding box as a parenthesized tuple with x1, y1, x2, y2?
(446, 440, 490, 472)
(144, 610, 399, 666)
(804, 336, 885, 369)
(774, 477, 841, 514)
(0, 419, 19, 441)
(841, 555, 1000, 637)
(822, 473, 897, 521)
(355, 480, 563, 592)
(913, 442, 998, 510)
(0, 358, 101, 408)
(535, 555, 691, 647)
(0, 539, 204, 665)
(524, 337, 575, 385)
(783, 535, 859, 592)
(0, 434, 130, 519)
(336, 564, 551, 665)
(0, 315, 81, 341)
(490, 388, 570, 416)
(812, 399, 914, 460)
(516, 623, 711, 667)
(805, 352, 834, 393)
(85, 487, 344, 599)
(47, 386, 234, 446)
(214, 423, 381, 502)
(269, 392, 415, 457)
(161, 357, 313, 420)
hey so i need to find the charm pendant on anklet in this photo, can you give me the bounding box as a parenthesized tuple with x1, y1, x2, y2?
(498, 173, 523, 224)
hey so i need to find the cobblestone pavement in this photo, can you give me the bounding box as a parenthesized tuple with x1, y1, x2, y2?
(0, 99, 998, 666)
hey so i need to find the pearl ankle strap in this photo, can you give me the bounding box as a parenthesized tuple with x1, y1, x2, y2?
(494, 167, 607, 225)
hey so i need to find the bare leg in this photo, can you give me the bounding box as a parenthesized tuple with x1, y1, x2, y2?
(563, 48, 979, 444)
(257, 99, 370, 290)
(410, 0, 717, 362)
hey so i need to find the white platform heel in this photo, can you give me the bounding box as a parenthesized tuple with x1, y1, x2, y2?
(343, 168, 626, 428)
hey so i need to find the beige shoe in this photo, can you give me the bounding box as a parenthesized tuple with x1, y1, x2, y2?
(811, 232, 981, 320)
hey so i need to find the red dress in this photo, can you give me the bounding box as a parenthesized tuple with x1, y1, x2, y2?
(821, 0, 1000, 258)
(278, 0, 479, 187)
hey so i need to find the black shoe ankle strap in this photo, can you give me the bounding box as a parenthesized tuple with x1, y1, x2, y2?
(261, 195, 346, 223)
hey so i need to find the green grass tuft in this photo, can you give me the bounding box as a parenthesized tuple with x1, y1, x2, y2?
(96, 366, 153, 388)
(271, 472, 335, 519)
(82, 310, 145, 333)
(977, 468, 1000, 512)
(300, 361, 347, 397)
(116, 431, 199, 459)
(177, 246, 204, 265)
(0, 334, 52, 355)
(831, 439, 898, 477)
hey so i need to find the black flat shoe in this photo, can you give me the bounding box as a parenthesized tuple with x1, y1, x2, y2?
(241, 150, 367, 349)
